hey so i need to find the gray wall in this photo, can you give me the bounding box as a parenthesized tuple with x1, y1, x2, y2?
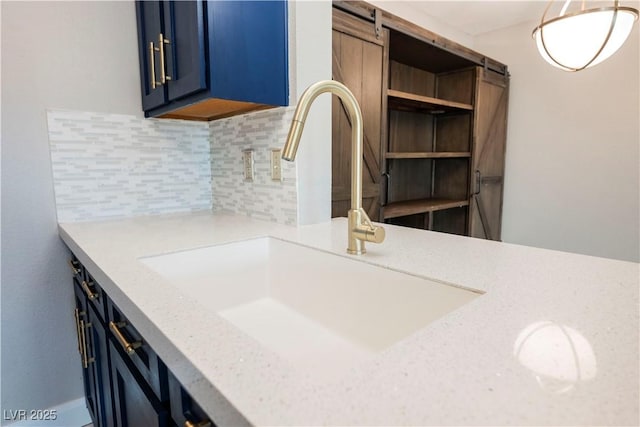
(1, 0, 141, 415)
(475, 17, 640, 262)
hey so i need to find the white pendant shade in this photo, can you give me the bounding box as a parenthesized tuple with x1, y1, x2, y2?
(533, 2, 638, 71)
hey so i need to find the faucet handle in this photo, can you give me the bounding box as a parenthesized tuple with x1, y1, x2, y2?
(360, 224, 385, 244)
(347, 208, 386, 254)
(357, 208, 385, 243)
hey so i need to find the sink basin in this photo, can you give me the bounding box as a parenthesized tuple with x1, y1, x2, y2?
(141, 237, 481, 373)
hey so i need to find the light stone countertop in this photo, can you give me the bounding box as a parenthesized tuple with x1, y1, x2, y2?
(59, 211, 639, 426)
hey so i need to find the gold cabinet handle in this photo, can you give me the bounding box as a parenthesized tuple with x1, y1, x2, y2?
(74, 308, 84, 357)
(185, 420, 212, 427)
(79, 319, 95, 368)
(68, 259, 81, 275)
(158, 33, 172, 83)
(81, 280, 98, 301)
(149, 41, 157, 89)
(109, 321, 142, 355)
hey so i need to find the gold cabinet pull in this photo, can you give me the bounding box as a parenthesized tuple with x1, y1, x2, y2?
(109, 321, 142, 355)
(185, 420, 212, 427)
(158, 33, 172, 83)
(68, 259, 81, 275)
(149, 41, 157, 89)
(79, 319, 95, 368)
(81, 280, 98, 301)
(74, 308, 84, 357)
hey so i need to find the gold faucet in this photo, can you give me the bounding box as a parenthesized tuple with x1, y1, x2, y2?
(282, 80, 385, 255)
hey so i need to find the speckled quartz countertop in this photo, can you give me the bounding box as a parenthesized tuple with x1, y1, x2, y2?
(59, 211, 639, 426)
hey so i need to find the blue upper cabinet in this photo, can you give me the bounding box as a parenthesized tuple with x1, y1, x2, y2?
(136, 1, 165, 111)
(163, 1, 208, 103)
(135, 0, 289, 121)
(207, 1, 289, 107)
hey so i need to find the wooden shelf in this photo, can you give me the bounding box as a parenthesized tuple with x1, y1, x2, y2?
(385, 151, 471, 159)
(383, 198, 469, 219)
(387, 89, 473, 113)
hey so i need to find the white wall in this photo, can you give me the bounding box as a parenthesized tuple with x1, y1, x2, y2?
(1, 0, 141, 418)
(288, 0, 333, 225)
(475, 20, 640, 262)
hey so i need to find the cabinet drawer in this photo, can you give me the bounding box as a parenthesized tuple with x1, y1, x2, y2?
(69, 256, 108, 323)
(83, 271, 107, 323)
(68, 256, 85, 282)
(168, 371, 214, 427)
(107, 298, 169, 402)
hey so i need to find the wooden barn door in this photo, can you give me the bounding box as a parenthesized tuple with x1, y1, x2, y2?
(332, 8, 386, 220)
(469, 67, 509, 240)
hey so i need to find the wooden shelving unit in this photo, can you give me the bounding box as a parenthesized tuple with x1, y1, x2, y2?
(382, 50, 477, 235)
(332, 1, 509, 240)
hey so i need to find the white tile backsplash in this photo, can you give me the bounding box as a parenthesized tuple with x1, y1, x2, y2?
(47, 110, 211, 222)
(209, 107, 298, 225)
(47, 107, 299, 225)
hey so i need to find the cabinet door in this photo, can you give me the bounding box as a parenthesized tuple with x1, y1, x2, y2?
(75, 280, 114, 427)
(107, 299, 169, 403)
(207, 0, 289, 105)
(136, 1, 166, 111)
(87, 303, 115, 427)
(163, 0, 207, 101)
(110, 341, 170, 427)
(469, 67, 509, 240)
(331, 8, 386, 220)
(74, 280, 99, 426)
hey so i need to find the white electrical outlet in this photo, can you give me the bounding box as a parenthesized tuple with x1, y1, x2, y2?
(271, 149, 283, 182)
(243, 149, 254, 182)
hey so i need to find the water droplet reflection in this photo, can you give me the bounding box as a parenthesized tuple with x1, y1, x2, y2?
(514, 321, 597, 394)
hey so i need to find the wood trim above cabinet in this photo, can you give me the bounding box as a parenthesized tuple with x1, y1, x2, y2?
(159, 98, 273, 121)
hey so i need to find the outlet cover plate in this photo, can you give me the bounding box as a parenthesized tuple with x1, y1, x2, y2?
(243, 149, 254, 182)
(271, 149, 283, 182)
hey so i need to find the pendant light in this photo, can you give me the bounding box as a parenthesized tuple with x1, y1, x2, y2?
(532, 0, 639, 71)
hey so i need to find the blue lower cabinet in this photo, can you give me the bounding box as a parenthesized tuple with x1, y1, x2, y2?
(74, 279, 113, 427)
(73, 280, 99, 425)
(107, 298, 169, 404)
(69, 255, 216, 427)
(88, 303, 115, 427)
(110, 341, 170, 427)
(135, 0, 289, 121)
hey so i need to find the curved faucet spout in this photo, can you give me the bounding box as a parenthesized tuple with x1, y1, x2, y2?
(281, 80, 385, 255)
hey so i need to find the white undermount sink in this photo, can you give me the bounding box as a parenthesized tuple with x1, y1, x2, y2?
(140, 237, 481, 373)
